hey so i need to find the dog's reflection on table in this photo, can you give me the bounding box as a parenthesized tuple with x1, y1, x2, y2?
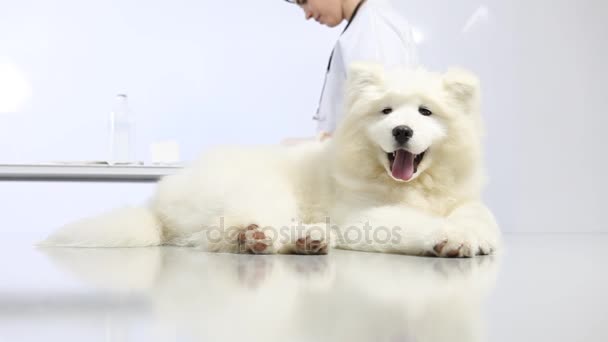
(41, 247, 499, 342)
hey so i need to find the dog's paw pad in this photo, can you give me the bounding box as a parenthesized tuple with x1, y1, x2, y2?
(238, 224, 274, 254)
(433, 240, 448, 254)
(446, 244, 467, 258)
(429, 224, 499, 258)
(295, 233, 328, 255)
(477, 243, 494, 256)
(432, 240, 474, 258)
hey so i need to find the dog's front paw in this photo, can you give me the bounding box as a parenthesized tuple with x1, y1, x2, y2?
(430, 226, 497, 258)
(295, 229, 328, 255)
(238, 224, 275, 254)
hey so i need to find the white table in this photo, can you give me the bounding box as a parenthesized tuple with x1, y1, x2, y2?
(2, 234, 608, 342)
(0, 163, 182, 182)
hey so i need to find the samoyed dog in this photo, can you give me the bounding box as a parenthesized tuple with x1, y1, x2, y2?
(43, 62, 500, 258)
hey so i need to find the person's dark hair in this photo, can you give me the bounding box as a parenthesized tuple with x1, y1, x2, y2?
(284, 0, 307, 5)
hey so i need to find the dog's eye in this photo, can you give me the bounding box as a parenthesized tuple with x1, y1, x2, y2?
(381, 107, 393, 115)
(418, 106, 432, 116)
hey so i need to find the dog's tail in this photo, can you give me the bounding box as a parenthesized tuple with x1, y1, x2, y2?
(39, 206, 163, 247)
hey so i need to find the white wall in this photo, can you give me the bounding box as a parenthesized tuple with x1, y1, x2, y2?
(0, 0, 340, 162)
(1, 0, 606, 234)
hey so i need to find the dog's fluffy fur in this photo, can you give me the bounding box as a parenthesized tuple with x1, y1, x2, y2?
(43, 63, 500, 257)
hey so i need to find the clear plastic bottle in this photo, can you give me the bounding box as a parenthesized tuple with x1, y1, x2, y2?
(108, 94, 136, 164)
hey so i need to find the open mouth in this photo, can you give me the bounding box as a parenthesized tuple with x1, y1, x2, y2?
(387, 149, 426, 181)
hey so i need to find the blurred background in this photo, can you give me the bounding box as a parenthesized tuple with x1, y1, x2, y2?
(0, 0, 607, 239)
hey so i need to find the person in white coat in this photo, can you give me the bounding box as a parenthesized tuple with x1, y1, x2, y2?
(285, 0, 418, 140)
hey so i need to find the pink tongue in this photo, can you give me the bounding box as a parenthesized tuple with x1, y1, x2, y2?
(391, 150, 415, 181)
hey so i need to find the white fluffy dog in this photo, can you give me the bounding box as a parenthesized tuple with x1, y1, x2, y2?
(43, 63, 500, 258)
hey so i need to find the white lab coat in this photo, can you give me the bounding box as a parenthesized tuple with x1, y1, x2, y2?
(314, 0, 418, 134)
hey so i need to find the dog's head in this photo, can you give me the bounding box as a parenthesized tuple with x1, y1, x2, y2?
(333, 63, 483, 188)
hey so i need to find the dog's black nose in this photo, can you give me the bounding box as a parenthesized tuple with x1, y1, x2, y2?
(392, 125, 413, 144)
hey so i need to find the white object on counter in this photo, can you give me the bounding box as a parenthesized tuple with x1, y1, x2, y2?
(149, 141, 180, 164)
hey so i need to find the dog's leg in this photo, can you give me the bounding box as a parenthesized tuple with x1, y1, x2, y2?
(224, 222, 330, 255)
(332, 205, 445, 256)
(278, 224, 329, 255)
(333, 204, 500, 258)
(428, 202, 501, 258)
(235, 224, 279, 255)
(180, 218, 287, 255)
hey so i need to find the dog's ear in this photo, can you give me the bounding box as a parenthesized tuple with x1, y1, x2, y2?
(347, 62, 384, 90)
(442, 68, 480, 114)
(345, 62, 384, 110)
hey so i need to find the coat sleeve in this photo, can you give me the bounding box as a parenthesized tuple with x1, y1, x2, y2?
(316, 6, 418, 134)
(341, 7, 418, 71)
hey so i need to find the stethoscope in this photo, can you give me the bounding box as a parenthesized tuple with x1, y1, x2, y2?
(313, 0, 367, 122)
